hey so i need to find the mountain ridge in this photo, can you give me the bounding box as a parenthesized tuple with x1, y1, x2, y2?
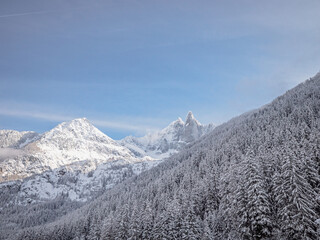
(0, 112, 213, 205)
(121, 111, 215, 159)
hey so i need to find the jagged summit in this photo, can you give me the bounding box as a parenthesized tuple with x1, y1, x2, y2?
(172, 112, 201, 126)
(173, 117, 184, 125)
(185, 111, 199, 125)
(177, 117, 183, 122)
(121, 112, 215, 159)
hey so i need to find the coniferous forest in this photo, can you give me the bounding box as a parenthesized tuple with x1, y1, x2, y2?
(2, 74, 318, 239)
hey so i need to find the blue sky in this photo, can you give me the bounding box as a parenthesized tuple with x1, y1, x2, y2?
(1, 0, 320, 139)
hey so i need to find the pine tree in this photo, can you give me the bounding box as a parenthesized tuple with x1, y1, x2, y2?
(244, 150, 273, 239)
(115, 204, 131, 240)
(141, 202, 154, 240)
(275, 147, 318, 239)
(180, 200, 201, 240)
(128, 204, 142, 240)
(101, 215, 115, 240)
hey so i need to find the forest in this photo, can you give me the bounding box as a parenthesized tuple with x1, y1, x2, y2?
(1, 75, 320, 239)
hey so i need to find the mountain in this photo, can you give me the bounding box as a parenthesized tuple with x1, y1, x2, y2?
(0, 118, 151, 183)
(9, 73, 320, 240)
(121, 111, 214, 159)
(0, 113, 212, 205)
(0, 112, 214, 238)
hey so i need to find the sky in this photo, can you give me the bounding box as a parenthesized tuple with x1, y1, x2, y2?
(1, 0, 320, 139)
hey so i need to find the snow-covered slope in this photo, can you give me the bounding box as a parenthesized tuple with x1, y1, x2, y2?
(121, 111, 214, 159)
(0, 113, 213, 204)
(0, 118, 152, 182)
(28, 118, 146, 168)
(0, 130, 39, 148)
(1, 159, 159, 205)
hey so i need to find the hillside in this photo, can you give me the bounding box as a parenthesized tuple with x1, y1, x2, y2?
(10, 74, 320, 240)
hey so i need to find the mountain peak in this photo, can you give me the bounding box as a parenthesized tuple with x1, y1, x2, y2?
(177, 117, 184, 123)
(72, 117, 88, 122)
(185, 111, 200, 126)
(186, 111, 194, 120)
(121, 112, 214, 159)
(41, 117, 113, 143)
(68, 117, 90, 125)
(59, 118, 93, 130)
(171, 117, 184, 126)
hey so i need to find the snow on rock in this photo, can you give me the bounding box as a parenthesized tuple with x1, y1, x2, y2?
(0, 118, 151, 182)
(120, 111, 215, 159)
(0, 113, 213, 204)
(0, 130, 39, 148)
(1, 158, 161, 205)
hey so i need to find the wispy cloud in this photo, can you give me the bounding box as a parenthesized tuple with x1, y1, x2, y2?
(91, 119, 158, 133)
(0, 107, 159, 135)
(0, 10, 53, 18)
(0, 108, 74, 123)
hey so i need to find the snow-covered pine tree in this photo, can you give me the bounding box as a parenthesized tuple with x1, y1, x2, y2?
(115, 204, 131, 239)
(242, 149, 273, 239)
(180, 198, 201, 240)
(275, 146, 318, 239)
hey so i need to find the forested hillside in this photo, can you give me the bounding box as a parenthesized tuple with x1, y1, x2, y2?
(13, 74, 320, 239)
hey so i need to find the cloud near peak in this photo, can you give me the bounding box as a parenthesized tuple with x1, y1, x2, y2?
(0, 108, 158, 135)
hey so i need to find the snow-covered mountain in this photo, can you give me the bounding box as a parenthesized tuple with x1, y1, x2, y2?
(121, 111, 214, 159)
(10, 73, 320, 240)
(0, 118, 152, 183)
(0, 113, 212, 204)
(1, 159, 159, 205)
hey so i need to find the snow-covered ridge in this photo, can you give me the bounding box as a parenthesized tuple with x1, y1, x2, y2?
(0, 130, 39, 148)
(0, 113, 214, 203)
(1, 158, 160, 205)
(0, 118, 151, 182)
(31, 118, 142, 168)
(120, 111, 215, 159)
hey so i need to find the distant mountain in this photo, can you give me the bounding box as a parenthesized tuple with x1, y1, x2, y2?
(0, 113, 212, 205)
(121, 111, 214, 159)
(0, 118, 150, 182)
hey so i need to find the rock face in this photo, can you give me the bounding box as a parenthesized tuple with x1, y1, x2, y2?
(121, 111, 215, 159)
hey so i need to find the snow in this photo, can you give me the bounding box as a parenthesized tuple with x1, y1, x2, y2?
(8, 158, 161, 204)
(120, 111, 215, 160)
(0, 130, 39, 148)
(1, 118, 147, 182)
(0, 113, 214, 204)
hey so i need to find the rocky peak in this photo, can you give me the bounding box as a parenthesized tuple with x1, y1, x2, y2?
(121, 112, 215, 159)
(185, 111, 200, 127)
